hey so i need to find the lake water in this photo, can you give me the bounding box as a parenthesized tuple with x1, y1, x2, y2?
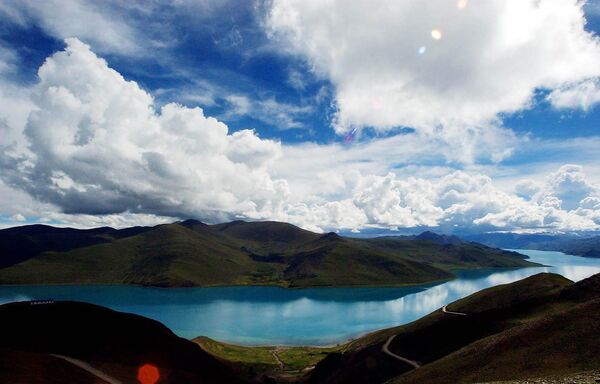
(1, 249, 599, 346)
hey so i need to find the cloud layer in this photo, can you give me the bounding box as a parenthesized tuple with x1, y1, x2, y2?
(265, 0, 600, 159)
(283, 165, 600, 233)
(1, 39, 599, 234)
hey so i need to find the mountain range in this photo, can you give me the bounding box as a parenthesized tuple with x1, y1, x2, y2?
(466, 232, 600, 258)
(0, 220, 535, 287)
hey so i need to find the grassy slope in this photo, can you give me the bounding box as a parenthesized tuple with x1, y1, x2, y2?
(194, 336, 341, 375)
(391, 299, 600, 384)
(305, 273, 577, 384)
(0, 220, 537, 287)
(0, 223, 274, 286)
(0, 301, 251, 384)
(362, 237, 534, 270)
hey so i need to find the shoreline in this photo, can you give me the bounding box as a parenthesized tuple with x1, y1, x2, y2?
(0, 276, 455, 290)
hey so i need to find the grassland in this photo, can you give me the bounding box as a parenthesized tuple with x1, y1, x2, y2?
(193, 336, 343, 381)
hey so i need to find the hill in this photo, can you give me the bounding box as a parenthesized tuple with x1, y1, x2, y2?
(301, 272, 600, 384)
(0, 224, 152, 268)
(0, 300, 252, 383)
(0, 221, 536, 287)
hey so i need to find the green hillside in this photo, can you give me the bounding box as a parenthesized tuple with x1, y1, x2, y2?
(300, 272, 600, 384)
(0, 220, 537, 287)
(391, 299, 600, 384)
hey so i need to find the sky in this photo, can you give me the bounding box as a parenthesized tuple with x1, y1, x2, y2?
(1, 0, 600, 235)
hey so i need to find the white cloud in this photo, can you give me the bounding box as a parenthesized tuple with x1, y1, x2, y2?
(531, 164, 599, 211)
(0, 44, 19, 75)
(224, 94, 313, 130)
(10, 214, 26, 222)
(265, 0, 600, 152)
(1, 0, 143, 55)
(547, 78, 600, 111)
(0, 38, 288, 223)
(514, 179, 541, 200)
(1, 39, 599, 234)
(285, 167, 600, 233)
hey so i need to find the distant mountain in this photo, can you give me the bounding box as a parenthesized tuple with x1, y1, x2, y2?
(304, 272, 600, 384)
(0, 301, 251, 384)
(466, 232, 600, 258)
(0, 221, 536, 287)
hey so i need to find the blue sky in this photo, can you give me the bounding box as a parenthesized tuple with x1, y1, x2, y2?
(1, 0, 600, 234)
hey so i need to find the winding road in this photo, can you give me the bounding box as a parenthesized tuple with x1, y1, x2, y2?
(50, 354, 124, 384)
(442, 304, 467, 316)
(272, 348, 285, 370)
(381, 304, 468, 369)
(381, 334, 421, 369)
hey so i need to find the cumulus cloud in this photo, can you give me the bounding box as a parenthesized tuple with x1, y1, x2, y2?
(547, 78, 600, 111)
(542, 165, 598, 210)
(265, 0, 600, 157)
(285, 166, 600, 233)
(0, 38, 288, 222)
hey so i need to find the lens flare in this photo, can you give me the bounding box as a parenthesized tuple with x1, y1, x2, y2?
(137, 364, 160, 384)
(431, 29, 442, 40)
(418, 46, 426, 55)
(344, 127, 358, 143)
(457, 0, 468, 9)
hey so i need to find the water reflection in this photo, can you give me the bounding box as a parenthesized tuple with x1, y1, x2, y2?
(0, 250, 599, 345)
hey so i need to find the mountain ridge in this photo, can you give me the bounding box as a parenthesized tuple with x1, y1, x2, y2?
(0, 220, 537, 288)
(465, 232, 600, 258)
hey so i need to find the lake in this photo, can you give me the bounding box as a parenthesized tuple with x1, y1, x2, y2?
(1, 249, 599, 346)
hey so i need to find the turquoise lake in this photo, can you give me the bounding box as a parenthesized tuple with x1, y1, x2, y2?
(1, 249, 600, 346)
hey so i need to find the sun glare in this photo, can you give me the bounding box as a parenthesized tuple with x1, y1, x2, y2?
(431, 29, 442, 40)
(137, 364, 160, 384)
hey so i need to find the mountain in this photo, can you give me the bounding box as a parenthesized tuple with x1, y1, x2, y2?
(0, 221, 536, 287)
(466, 232, 600, 258)
(0, 300, 252, 384)
(303, 272, 600, 384)
(0, 224, 152, 268)
(413, 231, 462, 245)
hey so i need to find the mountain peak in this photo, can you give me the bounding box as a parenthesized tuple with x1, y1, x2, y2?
(319, 232, 341, 241)
(180, 219, 207, 228)
(415, 231, 462, 245)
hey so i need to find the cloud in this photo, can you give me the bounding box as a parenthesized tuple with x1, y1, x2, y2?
(535, 164, 599, 211)
(547, 78, 600, 111)
(10, 214, 26, 222)
(1, 39, 599, 234)
(284, 166, 600, 233)
(1, 0, 143, 55)
(224, 94, 313, 130)
(0, 38, 288, 222)
(265, 0, 600, 151)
